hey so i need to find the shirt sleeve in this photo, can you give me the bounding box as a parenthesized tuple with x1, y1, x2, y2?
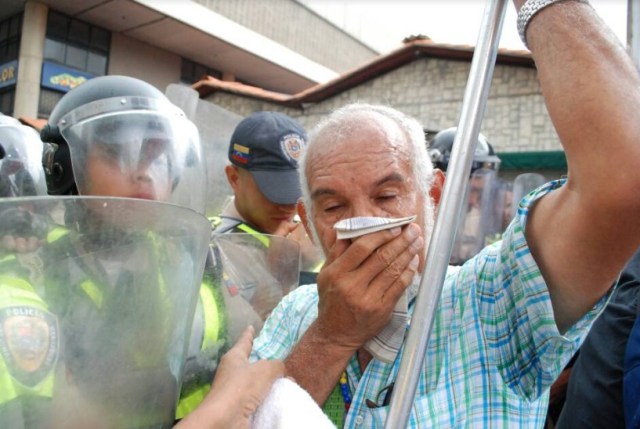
(250, 284, 320, 362)
(474, 179, 613, 400)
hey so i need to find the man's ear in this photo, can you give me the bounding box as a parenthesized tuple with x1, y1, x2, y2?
(225, 165, 240, 191)
(429, 169, 446, 208)
(296, 199, 315, 244)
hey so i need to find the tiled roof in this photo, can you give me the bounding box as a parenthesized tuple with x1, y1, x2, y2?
(193, 39, 534, 108)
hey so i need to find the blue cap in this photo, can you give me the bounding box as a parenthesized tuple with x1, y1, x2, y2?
(229, 111, 306, 205)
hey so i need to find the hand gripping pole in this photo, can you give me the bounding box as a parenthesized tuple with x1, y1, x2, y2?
(383, 1, 508, 427)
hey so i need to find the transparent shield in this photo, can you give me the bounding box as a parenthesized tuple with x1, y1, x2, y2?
(59, 96, 207, 214)
(0, 126, 47, 198)
(0, 196, 210, 429)
(451, 168, 503, 265)
(210, 233, 300, 342)
(511, 173, 547, 220)
(165, 85, 239, 218)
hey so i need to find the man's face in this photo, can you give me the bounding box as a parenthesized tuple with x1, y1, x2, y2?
(306, 117, 430, 266)
(229, 166, 297, 234)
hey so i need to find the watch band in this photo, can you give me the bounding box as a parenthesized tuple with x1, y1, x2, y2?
(517, 0, 590, 48)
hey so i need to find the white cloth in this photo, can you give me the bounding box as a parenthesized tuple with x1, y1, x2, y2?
(363, 276, 419, 363)
(334, 215, 416, 239)
(333, 215, 418, 363)
(251, 378, 336, 429)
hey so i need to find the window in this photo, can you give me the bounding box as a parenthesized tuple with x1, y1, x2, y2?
(38, 88, 63, 118)
(0, 13, 22, 65)
(0, 88, 15, 116)
(180, 58, 222, 85)
(44, 11, 110, 75)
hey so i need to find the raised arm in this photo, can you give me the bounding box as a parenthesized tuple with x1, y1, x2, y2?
(517, 0, 640, 331)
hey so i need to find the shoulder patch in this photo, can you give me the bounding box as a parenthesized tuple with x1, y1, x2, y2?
(0, 306, 59, 387)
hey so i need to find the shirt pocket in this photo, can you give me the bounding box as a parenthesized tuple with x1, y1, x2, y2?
(368, 386, 461, 427)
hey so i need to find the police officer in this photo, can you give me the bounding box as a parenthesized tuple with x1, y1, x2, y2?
(428, 126, 501, 174)
(428, 127, 503, 264)
(214, 111, 323, 285)
(39, 75, 226, 421)
(0, 114, 56, 428)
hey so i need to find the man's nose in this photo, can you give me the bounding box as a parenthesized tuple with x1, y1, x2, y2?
(348, 201, 386, 219)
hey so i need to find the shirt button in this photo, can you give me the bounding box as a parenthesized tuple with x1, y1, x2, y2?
(355, 415, 364, 425)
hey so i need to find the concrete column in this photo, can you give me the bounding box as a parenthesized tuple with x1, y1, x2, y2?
(14, 1, 47, 119)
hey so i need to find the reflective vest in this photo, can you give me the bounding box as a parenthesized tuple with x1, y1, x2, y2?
(210, 216, 269, 246)
(175, 261, 228, 419)
(45, 229, 227, 423)
(210, 216, 323, 274)
(43, 228, 226, 427)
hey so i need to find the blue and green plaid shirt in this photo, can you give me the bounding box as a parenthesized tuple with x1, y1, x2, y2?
(251, 180, 610, 428)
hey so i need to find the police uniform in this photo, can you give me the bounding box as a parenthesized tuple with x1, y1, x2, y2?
(0, 253, 58, 428)
(43, 222, 226, 425)
(176, 254, 228, 419)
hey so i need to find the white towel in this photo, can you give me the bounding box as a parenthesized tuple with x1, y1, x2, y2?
(251, 378, 336, 429)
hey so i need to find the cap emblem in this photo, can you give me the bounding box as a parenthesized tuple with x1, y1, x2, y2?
(280, 133, 304, 162)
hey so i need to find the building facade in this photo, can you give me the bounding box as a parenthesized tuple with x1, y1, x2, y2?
(0, 0, 375, 120)
(196, 40, 566, 179)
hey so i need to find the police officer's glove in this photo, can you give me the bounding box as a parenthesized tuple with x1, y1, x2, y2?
(0, 207, 49, 253)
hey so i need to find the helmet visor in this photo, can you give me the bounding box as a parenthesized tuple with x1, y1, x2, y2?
(0, 125, 47, 197)
(59, 97, 206, 213)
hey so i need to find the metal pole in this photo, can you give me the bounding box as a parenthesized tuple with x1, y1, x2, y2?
(383, 0, 507, 427)
(628, 0, 640, 70)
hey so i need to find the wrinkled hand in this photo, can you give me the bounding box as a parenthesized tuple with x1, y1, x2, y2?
(175, 326, 284, 429)
(314, 223, 423, 352)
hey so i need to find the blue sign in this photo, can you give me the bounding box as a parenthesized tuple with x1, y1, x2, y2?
(41, 62, 95, 93)
(0, 60, 18, 89)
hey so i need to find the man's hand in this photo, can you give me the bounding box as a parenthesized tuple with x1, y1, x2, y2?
(284, 223, 423, 404)
(175, 326, 284, 429)
(315, 222, 423, 351)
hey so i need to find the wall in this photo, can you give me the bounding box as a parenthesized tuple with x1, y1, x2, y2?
(108, 33, 181, 92)
(204, 56, 561, 155)
(193, 0, 377, 73)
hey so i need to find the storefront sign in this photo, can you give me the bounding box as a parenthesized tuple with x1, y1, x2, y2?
(41, 62, 94, 92)
(0, 60, 18, 89)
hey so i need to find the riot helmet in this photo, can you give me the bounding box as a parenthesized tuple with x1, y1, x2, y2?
(0, 114, 47, 197)
(41, 75, 206, 214)
(428, 127, 501, 174)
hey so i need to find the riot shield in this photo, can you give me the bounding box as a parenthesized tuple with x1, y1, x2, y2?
(210, 233, 300, 342)
(0, 196, 210, 429)
(165, 84, 239, 218)
(510, 172, 547, 220)
(450, 168, 502, 265)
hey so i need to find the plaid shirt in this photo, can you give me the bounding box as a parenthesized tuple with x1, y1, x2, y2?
(251, 180, 610, 428)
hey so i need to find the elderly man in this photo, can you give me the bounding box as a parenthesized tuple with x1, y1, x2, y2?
(251, 0, 640, 427)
